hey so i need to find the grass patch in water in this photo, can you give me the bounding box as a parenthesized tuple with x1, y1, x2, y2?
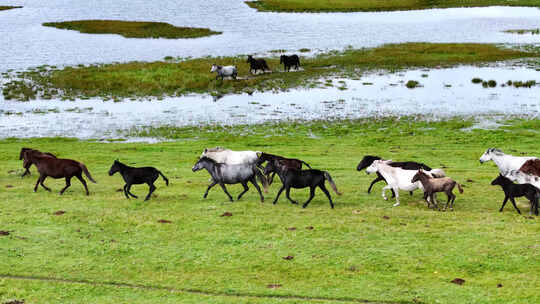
(42, 20, 222, 39)
(2, 43, 539, 101)
(0, 6, 22, 11)
(245, 0, 540, 12)
(405, 80, 420, 88)
(1, 117, 539, 303)
(504, 28, 540, 35)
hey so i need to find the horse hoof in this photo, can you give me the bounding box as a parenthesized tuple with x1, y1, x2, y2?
(302, 205, 307, 208)
(393, 203, 400, 207)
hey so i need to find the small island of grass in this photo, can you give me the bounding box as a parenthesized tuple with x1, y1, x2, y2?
(0, 6, 22, 11)
(245, 0, 540, 12)
(504, 29, 540, 35)
(3, 43, 539, 102)
(42, 20, 221, 39)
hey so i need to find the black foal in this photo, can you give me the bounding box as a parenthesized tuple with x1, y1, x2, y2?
(109, 160, 169, 201)
(264, 159, 341, 209)
(491, 174, 539, 215)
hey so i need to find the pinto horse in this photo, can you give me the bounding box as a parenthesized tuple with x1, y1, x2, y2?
(246, 55, 270, 74)
(19, 147, 57, 177)
(479, 148, 537, 174)
(256, 152, 311, 184)
(366, 160, 445, 207)
(23, 151, 96, 195)
(356, 155, 433, 196)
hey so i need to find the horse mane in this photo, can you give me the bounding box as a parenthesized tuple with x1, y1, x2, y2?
(205, 147, 227, 153)
(487, 148, 503, 155)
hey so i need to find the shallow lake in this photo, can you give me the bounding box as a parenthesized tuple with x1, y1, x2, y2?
(2, 65, 539, 139)
(1, 2, 540, 139)
(0, 1, 539, 72)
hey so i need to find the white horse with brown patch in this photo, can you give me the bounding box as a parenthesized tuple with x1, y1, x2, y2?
(365, 160, 445, 207)
(479, 148, 537, 175)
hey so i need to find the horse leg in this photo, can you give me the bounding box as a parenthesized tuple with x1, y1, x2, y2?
(319, 184, 334, 209)
(237, 182, 249, 201)
(144, 183, 156, 201)
(509, 197, 521, 214)
(302, 187, 316, 209)
(219, 183, 233, 202)
(499, 196, 509, 212)
(40, 175, 51, 192)
(392, 188, 400, 207)
(381, 185, 391, 201)
(430, 193, 439, 210)
(204, 180, 217, 198)
(285, 187, 298, 205)
(75, 173, 89, 195)
(450, 193, 456, 211)
(250, 177, 264, 202)
(272, 186, 285, 205)
(367, 175, 384, 194)
(126, 184, 138, 198)
(123, 184, 130, 199)
(34, 175, 44, 192)
(59, 176, 72, 195)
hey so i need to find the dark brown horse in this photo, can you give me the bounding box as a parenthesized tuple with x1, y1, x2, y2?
(23, 151, 96, 195)
(19, 148, 57, 177)
(256, 152, 311, 184)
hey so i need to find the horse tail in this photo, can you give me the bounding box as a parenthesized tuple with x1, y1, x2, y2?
(255, 168, 268, 193)
(324, 172, 342, 195)
(457, 182, 464, 194)
(80, 164, 97, 183)
(158, 170, 169, 186)
(302, 160, 312, 169)
(430, 168, 446, 178)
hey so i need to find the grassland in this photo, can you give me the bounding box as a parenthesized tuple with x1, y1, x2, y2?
(245, 0, 540, 12)
(1, 118, 539, 303)
(42, 20, 221, 39)
(2, 43, 539, 101)
(0, 6, 22, 11)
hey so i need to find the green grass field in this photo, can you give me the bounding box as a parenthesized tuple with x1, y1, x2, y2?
(2, 43, 538, 101)
(1, 118, 539, 303)
(42, 20, 221, 39)
(245, 0, 540, 12)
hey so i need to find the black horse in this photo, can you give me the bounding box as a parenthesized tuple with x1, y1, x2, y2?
(256, 152, 311, 185)
(357, 155, 432, 196)
(280, 55, 300, 72)
(108, 160, 169, 201)
(491, 174, 539, 215)
(264, 159, 341, 209)
(246, 55, 270, 74)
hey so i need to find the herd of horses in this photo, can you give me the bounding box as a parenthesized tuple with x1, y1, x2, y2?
(16, 147, 540, 215)
(210, 54, 300, 80)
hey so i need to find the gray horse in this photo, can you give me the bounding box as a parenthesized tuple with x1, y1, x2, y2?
(192, 157, 267, 202)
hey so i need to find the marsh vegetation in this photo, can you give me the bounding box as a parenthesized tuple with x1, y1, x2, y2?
(246, 0, 540, 12)
(42, 20, 221, 39)
(2, 43, 538, 102)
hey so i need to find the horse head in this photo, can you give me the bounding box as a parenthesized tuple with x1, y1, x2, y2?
(479, 148, 502, 163)
(246, 55, 252, 63)
(356, 155, 381, 171)
(108, 160, 121, 176)
(490, 174, 505, 186)
(365, 159, 383, 174)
